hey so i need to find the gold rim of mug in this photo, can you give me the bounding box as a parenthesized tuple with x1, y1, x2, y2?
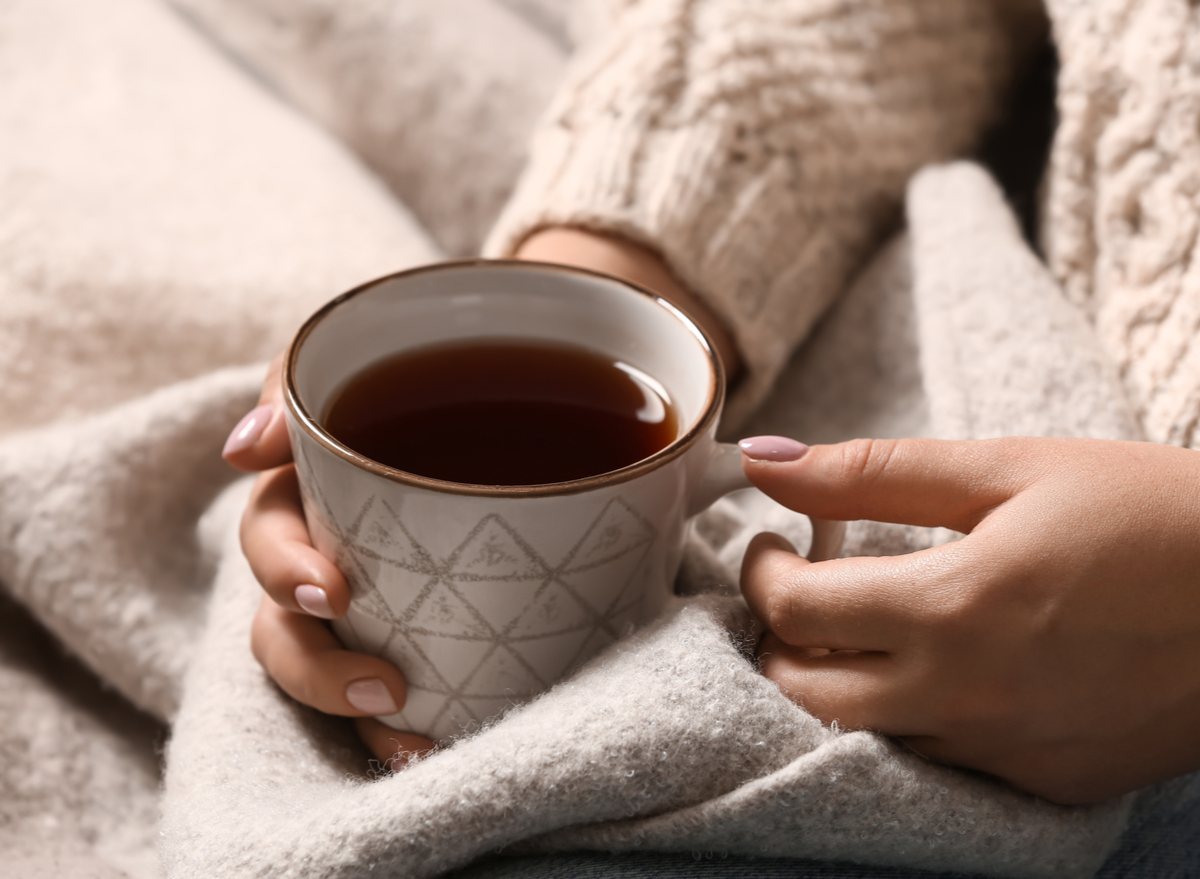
(284, 258, 725, 498)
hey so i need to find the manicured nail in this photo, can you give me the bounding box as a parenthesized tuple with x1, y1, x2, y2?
(222, 405, 273, 457)
(294, 584, 335, 619)
(738, 436, 809, 462)
(346, 678, 399, 715)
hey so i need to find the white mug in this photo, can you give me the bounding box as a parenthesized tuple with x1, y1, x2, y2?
(284, 260, 842, 742)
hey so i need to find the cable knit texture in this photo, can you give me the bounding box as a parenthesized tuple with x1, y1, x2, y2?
(1044, 0, 1200, 449)
(486, 0, 1042, 424)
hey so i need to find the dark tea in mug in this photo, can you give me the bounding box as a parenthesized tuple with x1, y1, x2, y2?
(322, 338, 678, 486)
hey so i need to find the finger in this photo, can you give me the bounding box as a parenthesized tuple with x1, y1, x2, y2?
(757, 632, 927, 735)
(355, 717, 437, 767)
(223, 354, 294, 471)
(741, 532, 937, 651)
(251, 597, 409, 718)
(241, 465, 350, 618)
(739, 436, 1030, 534)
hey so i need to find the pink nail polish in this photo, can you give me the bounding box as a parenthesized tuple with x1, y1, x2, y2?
(738, 436, 808, 462)
(346, 678, 399, 715)
(295, 584, 335, 619)
(222, 405, 273, 457)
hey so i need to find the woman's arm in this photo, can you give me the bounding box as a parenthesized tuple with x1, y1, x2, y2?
(489, 0, 1044, 424)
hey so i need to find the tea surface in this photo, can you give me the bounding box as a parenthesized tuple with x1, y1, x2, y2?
(323, 339, 678, 485)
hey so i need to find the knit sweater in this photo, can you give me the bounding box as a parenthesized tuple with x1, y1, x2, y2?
(1044, 0, 1200, 450)
(486, 0, 1048, 426)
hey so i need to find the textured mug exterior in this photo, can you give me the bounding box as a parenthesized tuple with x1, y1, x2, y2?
(284, 260, 727, 742)
(290, 419, 717, 741)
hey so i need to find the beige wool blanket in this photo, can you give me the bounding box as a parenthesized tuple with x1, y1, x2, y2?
(4, 0, 1195, 876)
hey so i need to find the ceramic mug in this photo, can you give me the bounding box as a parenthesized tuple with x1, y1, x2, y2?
(285, 260, 843, 742)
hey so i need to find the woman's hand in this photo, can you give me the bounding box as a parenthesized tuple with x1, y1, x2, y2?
(225, 229, 740, 764)
(738, 435, 1200, 804)
(224, 355, 434, 764)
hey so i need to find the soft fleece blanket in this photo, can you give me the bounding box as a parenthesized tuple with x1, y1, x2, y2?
(0, 0, 1158, 877)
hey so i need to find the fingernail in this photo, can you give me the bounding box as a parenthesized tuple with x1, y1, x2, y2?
(346, 678, 399, 715)
(738, 436, 808, 462)
(222, 405, 273, 457)
(294, 584, 335, 619)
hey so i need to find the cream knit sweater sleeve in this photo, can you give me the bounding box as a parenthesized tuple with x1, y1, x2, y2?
(486, 0, 1044, 425)
(1043, 0, 1200, 451)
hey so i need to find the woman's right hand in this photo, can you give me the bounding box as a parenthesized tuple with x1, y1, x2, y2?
(224, 354, 434, 764)
(738, 435, 1200, 804)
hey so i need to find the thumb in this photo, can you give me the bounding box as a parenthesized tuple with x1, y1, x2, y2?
(222, 354, 294, 472)
(738, 436, 1026, 534)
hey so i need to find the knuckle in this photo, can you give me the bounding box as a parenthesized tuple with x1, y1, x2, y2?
(762, 588, 793, 634)
(289, 669, 321, 710)
(921, 559, 1043, 644)
(919, 587, 979, 634)
(252, 546, 309, 606)
(250, 602, 324, 709)
(761, 575, 806, 639)
(278, 642, 325, 708)
(260, 563, 299, 603)
(238, 473, 275, 553)
(835, 438, 899, 492)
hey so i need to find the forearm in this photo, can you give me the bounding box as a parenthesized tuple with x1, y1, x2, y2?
(489, 0, 1044, 424)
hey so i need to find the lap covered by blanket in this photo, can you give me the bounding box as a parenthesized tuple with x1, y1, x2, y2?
(0, 0, 1162, 877)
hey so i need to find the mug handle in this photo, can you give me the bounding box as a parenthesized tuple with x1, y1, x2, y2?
(687, 441, 845, 563)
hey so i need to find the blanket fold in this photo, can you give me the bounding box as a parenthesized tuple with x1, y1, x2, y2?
(1, 366, 262, 721)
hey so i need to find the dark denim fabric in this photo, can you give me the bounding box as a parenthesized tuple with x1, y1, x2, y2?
(1093, 773, 1200, 879)
(452, 851, 987, 878)
(450, 773, 1200, 879)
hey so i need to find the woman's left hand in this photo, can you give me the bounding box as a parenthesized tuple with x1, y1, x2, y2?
(224, 229, 740, 765)
(738, 435, 1200, 804)
(226, 355, 435, 765)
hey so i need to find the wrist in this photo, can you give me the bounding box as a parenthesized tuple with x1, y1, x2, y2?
(514, 227, 743, 385)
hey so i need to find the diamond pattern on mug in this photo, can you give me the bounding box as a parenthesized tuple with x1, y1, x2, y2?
(548, 499, 657, 632)
(447, 515, 548, 582)
(409, 633, 499, 691)
(504, 580, 595, 637)
(464, 641, 546, 695)
(460, 696, 517, 724)
(507, 629, 594, 684)
(305, 485, 660, 735)
(555, 542, 653, 620)
(406, 584, 495, 638)
(452, 578, 553, 636)
(384, 637, 444, 693)
(349, 495, 438, 575)
(564, 498, 657, 570)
